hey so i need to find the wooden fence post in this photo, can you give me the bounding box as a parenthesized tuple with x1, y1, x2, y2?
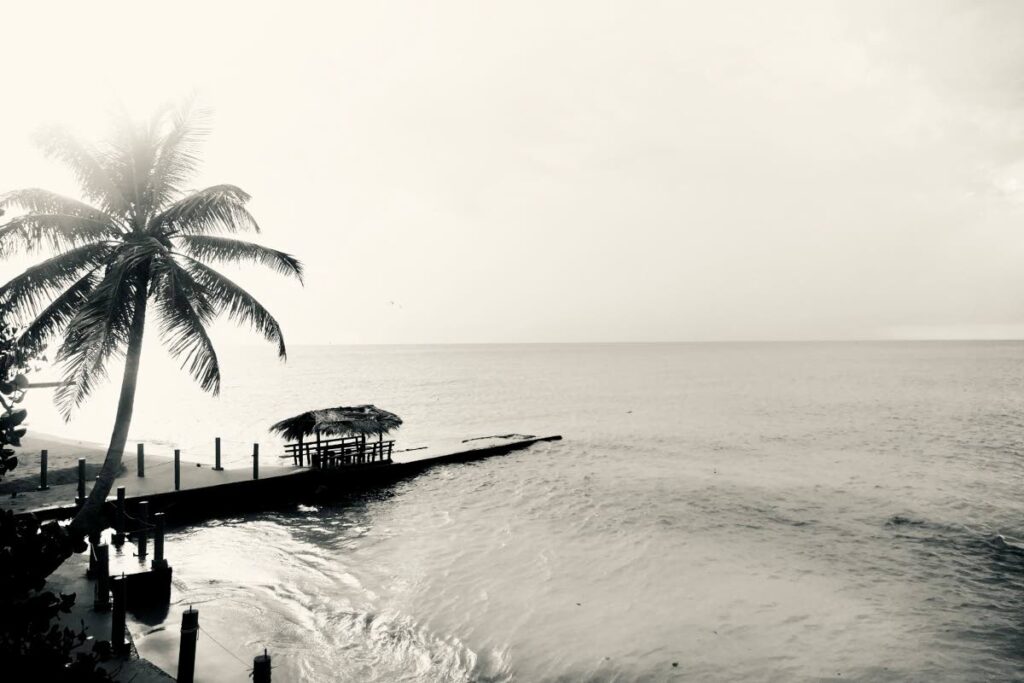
(137, 500, 149, 560)
(111, 574, 128, 656)
(137, 443, 145, 477)
(94, 544, 110, 612)
(174, 449, 181, 491)
(76, 458, 86, 505)
(87, 530, 100, 577)
(177, 608, 199, 683)
(38, 449, 48, 490)
(253, 648, 272, 683)
(153, 512, 167, 570)
(113, 487, 126, 547)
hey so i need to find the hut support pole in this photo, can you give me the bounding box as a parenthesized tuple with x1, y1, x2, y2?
(316, 429, 322, 469)
(253, 443, 260, 480)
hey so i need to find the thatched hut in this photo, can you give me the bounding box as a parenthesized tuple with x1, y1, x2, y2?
(270, 405, 402, 466)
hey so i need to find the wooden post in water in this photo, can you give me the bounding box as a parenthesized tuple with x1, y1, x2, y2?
(252, 443, 259, 480)
(87, 530, 100, 577)
(253, 649, 272, 683)
(213, 437, 223, 471)
(76, 458, 86, 505)
(137, 443, 145, 477)
(114, 487, 126, 547)
(111, 575, 128, 656)
(94, 543, 110, 612)
(174, 449, 181, 491)
(297, 434, 304, 466)
(137, 500, 149, 560)
(153, 512, 167, 570)
(38, 449, 48, 490)
(177, 608, 199, 683)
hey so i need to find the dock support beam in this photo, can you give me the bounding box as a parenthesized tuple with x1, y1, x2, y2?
(137, 443, 145, 477)
(111, 575, 128, 656)
(178, 608, 199, 683)
(174, 449, 181, 491)
(214, 437, 223, 471)
(94, 543, 110, 612)
(113, 487, 126, 547)
(38, 449, 48, 490)
(254, 649, 271, 683)
(252, 443, 259, 480)
(76, 458, 86, 505)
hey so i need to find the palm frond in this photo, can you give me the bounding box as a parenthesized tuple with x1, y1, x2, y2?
(177, 235, 303, 281)
(149, 185, 259, 236)
(54, 252, 149, 419)
(150, 254, 220, 394)
(0, 242, 115, 322)
(33, 125, 131, 217)
(16, 269, 102, 355)
(0, 189, 122, 256)
(183, 257, 287, 358)
(148, 97, 212, 207)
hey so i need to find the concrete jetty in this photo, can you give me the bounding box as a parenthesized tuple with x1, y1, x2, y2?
(2, 433, 563, 522)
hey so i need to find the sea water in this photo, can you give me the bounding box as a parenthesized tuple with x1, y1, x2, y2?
(26, 343, 1024, 680)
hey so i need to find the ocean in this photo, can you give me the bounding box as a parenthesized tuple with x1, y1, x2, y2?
(25, 342, 1024, 681)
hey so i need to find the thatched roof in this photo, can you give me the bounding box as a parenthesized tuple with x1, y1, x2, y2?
(269, 405, 403, 442)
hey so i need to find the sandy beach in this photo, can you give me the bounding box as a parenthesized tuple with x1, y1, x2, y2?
(3, 433, 115, 493)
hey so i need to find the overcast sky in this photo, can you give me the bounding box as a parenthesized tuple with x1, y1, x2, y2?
(3, 0, 1024, 344)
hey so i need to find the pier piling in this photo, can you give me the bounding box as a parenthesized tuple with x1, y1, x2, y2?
(214, 437, 223, 470)
(177, 608, 199, 683)
(76, 458, 86, 505)
(111, 575, 128, 656)
(94, 543, 110, 612)
(153, 512, 167, 570)
(174, 449, 181, 491)
(137, 500, 149, 560)
(253, 648, 272, 683)
(114, 486, 126, 547)
(253, 443, 260, 480)
(38, 449, 48, 490)
(137, 443, 145, 477)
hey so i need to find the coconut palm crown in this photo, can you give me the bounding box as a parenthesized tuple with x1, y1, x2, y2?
(0, 101, 302, 534)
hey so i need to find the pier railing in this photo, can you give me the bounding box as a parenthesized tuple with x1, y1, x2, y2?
(282, 436, 394, 468)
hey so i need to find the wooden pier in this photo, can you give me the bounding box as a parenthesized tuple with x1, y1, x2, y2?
(2, 433, 563, 523)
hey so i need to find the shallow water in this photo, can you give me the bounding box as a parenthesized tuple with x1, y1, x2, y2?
(31, 342, 1024, 680)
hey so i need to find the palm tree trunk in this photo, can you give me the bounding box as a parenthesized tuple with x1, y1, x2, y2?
(68, 283, 148, 538)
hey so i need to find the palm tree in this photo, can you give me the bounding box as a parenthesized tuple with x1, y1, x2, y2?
(0, 101, 302, 537)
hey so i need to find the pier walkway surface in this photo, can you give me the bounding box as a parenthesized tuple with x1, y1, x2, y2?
(1, 433, 562, 520)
